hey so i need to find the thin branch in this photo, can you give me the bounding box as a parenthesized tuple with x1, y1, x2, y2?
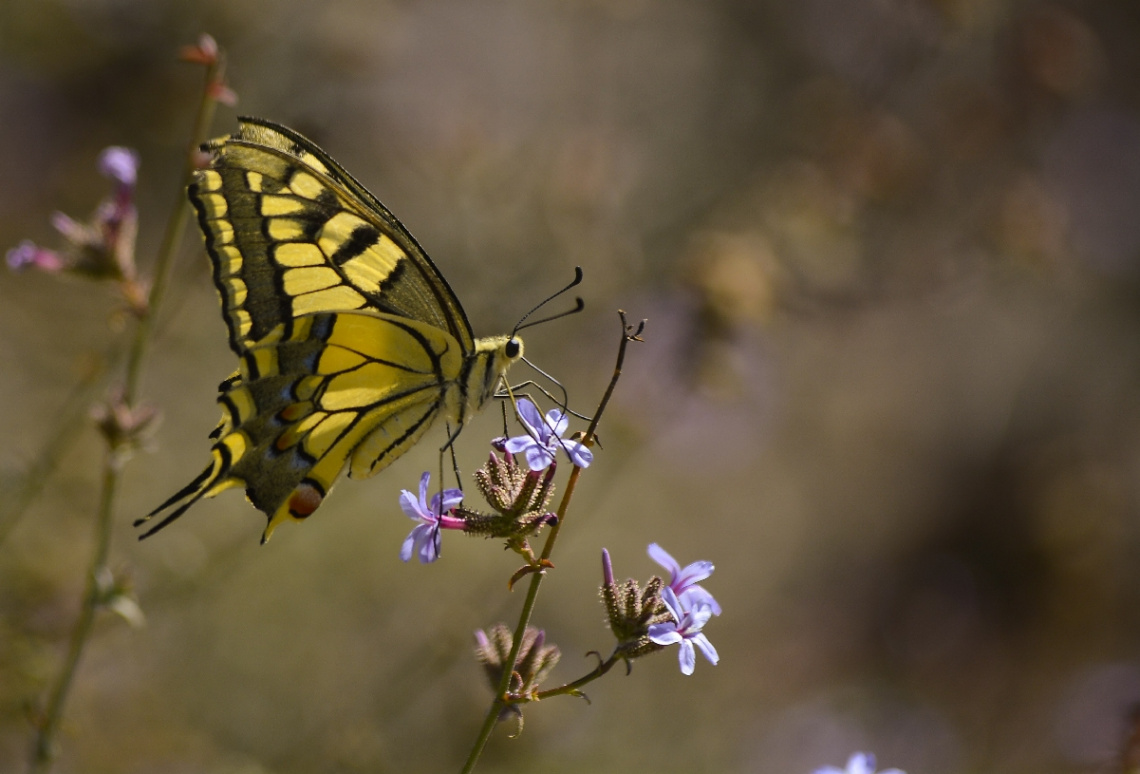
(459, 311, 644, 774)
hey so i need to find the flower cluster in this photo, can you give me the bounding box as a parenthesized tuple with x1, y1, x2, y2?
(602, 544, 721, 675)
(7, 146, 147, 314)
(397, 472, 466, 564)
(814, 752, 905, 774)
(396, 398, 592, 563)
(502, 398, 593, 471)
(474, 624, 561, 701)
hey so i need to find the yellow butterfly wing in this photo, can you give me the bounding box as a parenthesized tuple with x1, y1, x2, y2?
(191, 117, 476, 353)
(138, 118, 523, 542)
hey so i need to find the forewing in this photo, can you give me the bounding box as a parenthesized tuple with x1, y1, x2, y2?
(189, 116, 476, 354)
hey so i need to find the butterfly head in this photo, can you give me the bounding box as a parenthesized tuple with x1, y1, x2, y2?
(464, 334, 524, 415)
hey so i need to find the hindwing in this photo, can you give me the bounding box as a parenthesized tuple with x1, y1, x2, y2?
(139, 312, 466, 543)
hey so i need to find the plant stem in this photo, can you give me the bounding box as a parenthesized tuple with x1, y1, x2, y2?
(27, 54, 223, 774)
(531, 651, 620, 701)
(459, 311, 643, 774)
(28, 459, 117, 774)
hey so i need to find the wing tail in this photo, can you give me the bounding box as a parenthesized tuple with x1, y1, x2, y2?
(135, 446, 241, 540)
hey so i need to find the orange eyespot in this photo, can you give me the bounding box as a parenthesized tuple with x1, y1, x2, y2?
(288, 481, 323, 518)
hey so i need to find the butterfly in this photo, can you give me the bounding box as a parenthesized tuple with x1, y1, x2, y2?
(136, 117, 527, 543)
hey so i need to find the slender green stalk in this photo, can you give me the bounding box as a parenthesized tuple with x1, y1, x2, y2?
(27, 54, 224, 774)
(28, 459, 117, 773)
(531, 651, 620, 701)
(459, 312, 642, 774)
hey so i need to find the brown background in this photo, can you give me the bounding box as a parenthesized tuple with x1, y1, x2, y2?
(3, 1, 1140, 772)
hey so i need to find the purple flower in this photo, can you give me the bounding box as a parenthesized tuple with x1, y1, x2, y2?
(6, 145, 141, 284)
(97, 146, 140, 189)
(814, 753, 905, 774)
(504, 398, 593, 471)
(6, 240, 65, 273)
(648, 543, 721, 616)
(399, 472, 463, 564)
(647, 587, 718, 675)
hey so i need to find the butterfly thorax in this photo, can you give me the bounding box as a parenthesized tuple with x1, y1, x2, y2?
(449, 335, 524, 425)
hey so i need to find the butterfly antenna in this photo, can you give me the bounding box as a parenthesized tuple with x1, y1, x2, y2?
(511, 266, 585, 337)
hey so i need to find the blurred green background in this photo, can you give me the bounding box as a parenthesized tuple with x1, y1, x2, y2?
(4, 1, 1140, 772)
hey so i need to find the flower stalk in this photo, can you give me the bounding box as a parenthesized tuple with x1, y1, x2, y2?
(26, 36, 233, 774)
(459, 311, 644, 774)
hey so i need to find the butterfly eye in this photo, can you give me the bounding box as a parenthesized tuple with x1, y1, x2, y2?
(505, 338, 521, 359)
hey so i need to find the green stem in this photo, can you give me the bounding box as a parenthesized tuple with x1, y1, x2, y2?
(27, 52, 224, 774)
(529, 651, 620, 701)
(459, 312, 642, 774)
(28, 459, 117, 774)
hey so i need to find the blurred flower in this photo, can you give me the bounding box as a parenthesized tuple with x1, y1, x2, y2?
(648, 542, 722, 616)
(398, 472, 463, 564)
(6, 241, 65, 272)
(90, 389, 161, 469)
(98, 146, 139, 189)
(813, 752, 905, 774)
(179, 34, 239, 106)
(207, 81, 239, 106)
(647, 587, 718, 676)
(474, 624, 561, 699)
(6, 145, 143, 308)
(179, 33, 220, 65)
(504, 398, 593, 471)
(93, 566, 145, 629)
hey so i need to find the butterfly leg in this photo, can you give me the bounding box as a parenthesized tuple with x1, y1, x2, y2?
(497, 379, 592, 423)
(439, 421, 465, 492)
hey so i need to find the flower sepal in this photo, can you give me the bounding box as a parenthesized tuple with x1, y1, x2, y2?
(474, 624, 562, 733)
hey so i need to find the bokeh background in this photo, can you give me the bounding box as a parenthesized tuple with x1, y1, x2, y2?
(4, 1, 1140, 772)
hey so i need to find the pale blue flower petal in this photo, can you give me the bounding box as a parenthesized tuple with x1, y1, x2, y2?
(504, 436, 535, 455)
(660, 587, 684, 621)
(545, 408, 570, 438)
(648, 543, 681, 575)
(506, 397, 592, 470)
(812, 752, 905, 774)
(688, 604, 715, 630)
(679, 587, 722, 616)
(516, 398, 546, 435)
(675, 559, 714, 587)
(563, 440, 593, 468)
(692, 633, 719, 665)
(648, 623, 682, 645)
(417, 471, 430, 510)
(398, 489, 423, 521)
(399, 528, 419, 562)
(523, 444, 555, 471)
(849, 753, 875, 774)
(416, 524, 441, 563)
(97, 146, 140, 188)
(677, 639, 696, 675)
(430, 487, 464, 515)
